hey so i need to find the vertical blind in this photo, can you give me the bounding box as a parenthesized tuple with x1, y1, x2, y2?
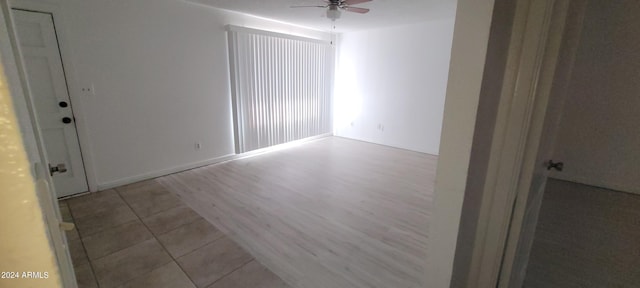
(228, 26, 333, 153)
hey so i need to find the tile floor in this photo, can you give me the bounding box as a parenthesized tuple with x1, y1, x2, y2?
(61, 179, 290, 288)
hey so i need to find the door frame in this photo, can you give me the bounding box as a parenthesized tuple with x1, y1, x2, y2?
(454, 0, 578, 286)
(498, 0, 588, 286)
(0, 1, 77, 287)
(5, 0, 98, 194)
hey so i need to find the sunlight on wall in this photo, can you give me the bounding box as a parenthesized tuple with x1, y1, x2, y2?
(333, 57, 362, 133)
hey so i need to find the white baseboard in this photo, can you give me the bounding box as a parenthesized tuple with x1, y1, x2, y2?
(97, 154, 236, 191)
(232, 133, 333, 160)
(95, 133, 333, 191)
(549, 173, 640, 195)
(332, 135, 438, 156)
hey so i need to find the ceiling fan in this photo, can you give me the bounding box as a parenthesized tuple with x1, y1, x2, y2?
(291, 0, 372, 21)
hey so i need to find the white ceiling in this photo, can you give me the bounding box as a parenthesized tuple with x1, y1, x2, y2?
(187, 0, 457, 32)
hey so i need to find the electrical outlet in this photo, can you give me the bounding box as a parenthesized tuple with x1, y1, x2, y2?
(195, 142, 202, 151)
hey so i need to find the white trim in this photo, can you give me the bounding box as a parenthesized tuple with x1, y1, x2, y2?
(0, 3, 40, 166)
(468, 0, 558, 284)
(0, 2, 77, 287)
(231, 133, 333, 160)
(497, 0, 575, 286)
(97, 154, 237, 191)
(460, 0, 574, 287)
(97, 133, 333, 191)
(9, 0, 99, 192)
(426, 0, 497, 286)
(226, 25, 330, 44)
(333, 135, 439, 156)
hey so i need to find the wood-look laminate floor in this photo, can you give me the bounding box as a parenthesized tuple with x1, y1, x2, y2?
(157, 137, 437, 288)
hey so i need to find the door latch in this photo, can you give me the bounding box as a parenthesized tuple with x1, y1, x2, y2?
(546, 160, 564, 171)
(49, 163, 68, 176)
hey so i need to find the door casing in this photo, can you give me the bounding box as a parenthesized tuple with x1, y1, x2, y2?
(0, 1, 77, 287)
(7, 0, 98, 194)
(498, 0, 588, 286)
(12, 8, 89, 196)
(450, 0, 585, 287)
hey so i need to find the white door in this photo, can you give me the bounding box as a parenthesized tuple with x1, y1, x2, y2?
(12, 9, 87, 197)
(1, 6, 77, 287)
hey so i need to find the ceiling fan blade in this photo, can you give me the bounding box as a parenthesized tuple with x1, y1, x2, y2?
(290, 5, 328, 8)
(342, 0, 372, 5)
(343, 6, 370, 13)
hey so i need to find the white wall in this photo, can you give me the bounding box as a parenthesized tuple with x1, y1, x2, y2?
(333, 20, 455, 155)
(14, 0, 330, 189)
(550, 0, 640, 195)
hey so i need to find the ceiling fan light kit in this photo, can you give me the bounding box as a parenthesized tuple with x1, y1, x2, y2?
(326, 6, 341, 20)
(291, 0, 371, 22)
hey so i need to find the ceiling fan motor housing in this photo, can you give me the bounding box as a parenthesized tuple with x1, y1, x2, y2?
(327, 5, 341, 20)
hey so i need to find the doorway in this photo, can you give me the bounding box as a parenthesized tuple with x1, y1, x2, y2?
(12, 8, 88, 197)
(522, 0, 640, 286)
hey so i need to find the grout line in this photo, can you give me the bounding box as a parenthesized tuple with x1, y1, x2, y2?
(72, 181, 259, 288)
(170, 231, 227, 261)
(150, 216, 230, 286)
(100, 188, 178, 287)
(64, 200, 101, 288)
(115, 189, 198, 288)
(78, 218, 139, 239)
(151, 216, 203, 238)
(114, 185, 185, 220)
(203, 258, 255, 288)
(80, 220, 148, 262)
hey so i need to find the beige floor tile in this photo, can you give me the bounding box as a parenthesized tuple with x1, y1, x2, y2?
(142, 205, 202, 236)
(92, 238, 172, 288)
(82, 220, 153, 260)
(158, 218, 224, 258)
(177, 237, 253, 288)
(207, 260, 290, 288)
(74, 263, 98, 288)
(68, 190, 127, 219)
(117, 180, 182, 218)
(66, 226, 80, 241)
(118, 261, 196, 288)
(69, 238, 89, 268)
(74, 205, 138, 237)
